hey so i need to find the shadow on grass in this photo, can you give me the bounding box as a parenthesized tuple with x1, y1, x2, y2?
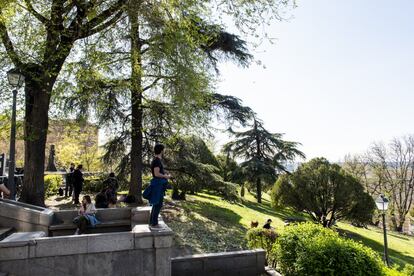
(184, 199, 243, 226)
(338, 228, 414, 267)
(165, 200, 247, 254)
(241, 197, 308, 221)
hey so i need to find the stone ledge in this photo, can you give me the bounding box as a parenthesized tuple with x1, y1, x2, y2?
(172, 249, 265, 260)
(0, 245, 29, 261)
(87, 232, 134, 253)
(171, 249, 266, 276)
(35, 235, 88, 257)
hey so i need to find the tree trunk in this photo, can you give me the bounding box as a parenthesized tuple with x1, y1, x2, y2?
(396, 212, 405, 232)
(19, 66, 50, 206)
(256, 177, 262, 203)
(128, 4, 143, 204)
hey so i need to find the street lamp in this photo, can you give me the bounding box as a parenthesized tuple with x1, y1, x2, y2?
(7, 68, 25, 200)
(375, 194, 390, 266)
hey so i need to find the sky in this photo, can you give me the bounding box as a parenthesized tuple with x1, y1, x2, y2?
(215, 0, 414, 162)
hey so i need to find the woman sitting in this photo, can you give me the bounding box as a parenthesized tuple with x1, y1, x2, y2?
(74, 195, 100, 235)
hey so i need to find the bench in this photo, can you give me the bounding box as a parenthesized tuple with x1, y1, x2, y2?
(49, 207, 132, 236)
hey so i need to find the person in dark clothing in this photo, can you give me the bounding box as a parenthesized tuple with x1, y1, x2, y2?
(73, 164, 84, 204)
(65, 163, 75, 197)
(147, 144, 171, 228)
(263, 219, 272, 229)
(95, 189, 108, 208)
(102, 172, 119, 202)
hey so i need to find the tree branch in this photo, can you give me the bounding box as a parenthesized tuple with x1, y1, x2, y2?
(23, 0, 50, 25)
(143, 77, 161, 92)
(0, 17, 22, 67)
(79, 11, 125, 39)
(78, 0, 126, 38)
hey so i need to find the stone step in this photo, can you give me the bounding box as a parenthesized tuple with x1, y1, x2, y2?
(0, 231, 46, 243)
(0, 227, 14, 241)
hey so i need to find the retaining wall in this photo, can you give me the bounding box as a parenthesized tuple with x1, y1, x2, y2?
(0, 199, 53, 234)
(171, 249, 266, 276)
(0, 207, 173, 276)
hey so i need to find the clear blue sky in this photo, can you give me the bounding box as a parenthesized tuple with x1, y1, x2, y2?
(216, 0, 414, 161)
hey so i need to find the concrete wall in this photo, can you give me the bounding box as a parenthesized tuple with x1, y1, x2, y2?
(171, 249, 266, 276)
(0, 199, 54, 234)
(0, 223, 173, 276)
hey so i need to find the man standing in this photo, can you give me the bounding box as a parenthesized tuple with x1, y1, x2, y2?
(65, 163, 75, 198)
(146, 144, 171, 228)
(73, 164, 84, 205)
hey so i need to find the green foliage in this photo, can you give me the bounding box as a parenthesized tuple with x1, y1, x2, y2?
(54, 122, 102, 172)
(224, 119, 304, 203)
(402, 264, 414, 276)
(383, 264, 414, 276)
(246, 228, 278, 267)
(44, 175, 62, 197)
(272, 158, 376, 227)
(82, 176, 106, 193)
(168, 135, 239, 201)
(274, 223, 385, 276)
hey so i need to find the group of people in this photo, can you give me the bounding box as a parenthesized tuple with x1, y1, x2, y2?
(65, 163, 119, 207)
(69, 143, 170, 234)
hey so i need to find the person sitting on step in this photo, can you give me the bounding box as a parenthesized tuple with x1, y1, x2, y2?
(73, 195, 99, 235)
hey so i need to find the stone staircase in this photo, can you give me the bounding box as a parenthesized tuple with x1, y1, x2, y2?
(0, 228, 14, 241)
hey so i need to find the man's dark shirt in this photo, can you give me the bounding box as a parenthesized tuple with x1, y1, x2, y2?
(263, 223, 271, 229)
(151, 157, 164, 178)
(73, 169, 84, 190)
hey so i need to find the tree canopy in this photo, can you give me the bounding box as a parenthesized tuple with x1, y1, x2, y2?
(224, 118, 304, 203)
(272, 158, 375, 227)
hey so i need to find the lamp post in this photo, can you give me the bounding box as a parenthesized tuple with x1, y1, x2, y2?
(7, 68, 25, 200)
(375, 194, 390, 266)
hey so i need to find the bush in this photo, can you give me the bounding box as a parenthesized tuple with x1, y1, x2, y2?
(44, 175, 63, 197)
(218, 182, 239, 201)
(274, 223, 384, 276)
(82, 176, 105, 193)
(402, 264, 414, 276)
(246, 228, 278, 267)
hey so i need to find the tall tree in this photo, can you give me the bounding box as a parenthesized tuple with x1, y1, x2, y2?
(342, 153, 382, 196)
(61, 2, 256, 203)
(0, 0, 127, 205)
(224, 118, 304, 203)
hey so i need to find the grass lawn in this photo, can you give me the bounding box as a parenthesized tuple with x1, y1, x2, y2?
(163, 191, 414, 268)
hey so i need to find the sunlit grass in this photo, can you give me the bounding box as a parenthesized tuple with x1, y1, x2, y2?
(164, 190, 414, 268)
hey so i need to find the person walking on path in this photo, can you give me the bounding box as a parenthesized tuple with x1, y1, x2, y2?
(143, 144, 171, 229)
(65, 163, 75, 197)
(73, 164, 84, 205)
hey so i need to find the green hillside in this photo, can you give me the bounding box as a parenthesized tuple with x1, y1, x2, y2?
(163, 191, 414, 268)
